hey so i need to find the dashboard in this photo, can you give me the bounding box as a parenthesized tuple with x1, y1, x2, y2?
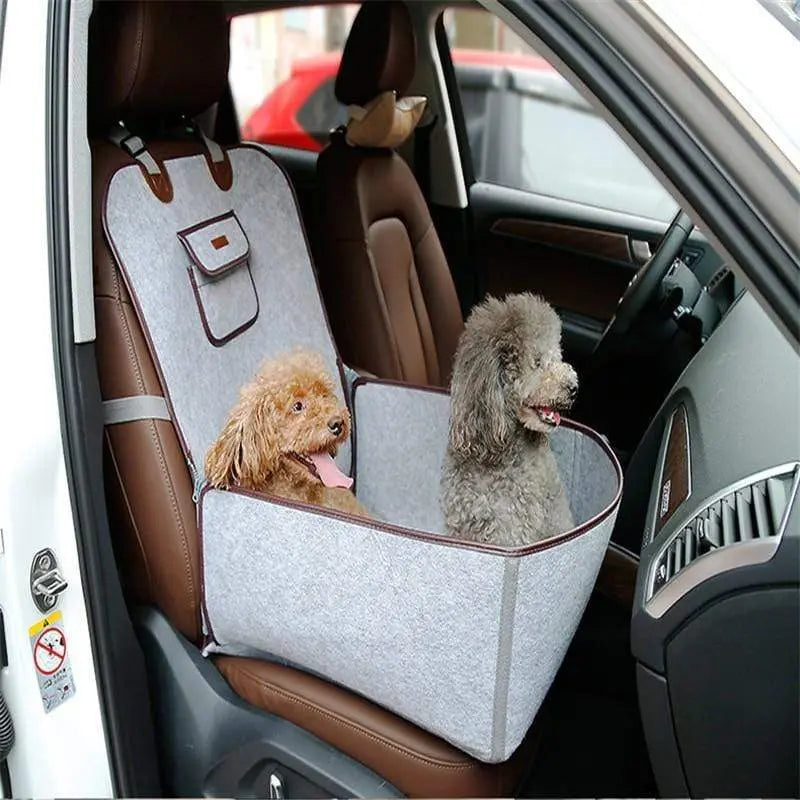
(632, 291, 799, 797)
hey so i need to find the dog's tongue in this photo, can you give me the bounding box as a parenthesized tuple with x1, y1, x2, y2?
(309, 452, 353, 489)
(540, 407, 561, 426)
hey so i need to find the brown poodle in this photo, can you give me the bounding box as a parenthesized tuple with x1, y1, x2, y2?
(205, 349, 369, 517)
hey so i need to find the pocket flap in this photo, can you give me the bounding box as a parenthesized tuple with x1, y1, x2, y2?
(178, 211, 250, 277)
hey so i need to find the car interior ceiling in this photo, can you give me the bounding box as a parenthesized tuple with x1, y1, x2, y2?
(51, 0, 795, 798)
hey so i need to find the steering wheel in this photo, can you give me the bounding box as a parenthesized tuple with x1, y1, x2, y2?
(592, 209, 694, 363)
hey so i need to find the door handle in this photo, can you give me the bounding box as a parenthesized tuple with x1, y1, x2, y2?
(631, 239, 652, 265)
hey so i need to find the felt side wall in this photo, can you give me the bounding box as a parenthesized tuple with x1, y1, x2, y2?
(501, 511, 616, 759)
(201, 489, 507, 759)
(353, 380, 450, 531)
(104, 146, 351, 474)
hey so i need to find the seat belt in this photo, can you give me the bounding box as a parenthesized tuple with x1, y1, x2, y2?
(414, 113, 438, 202)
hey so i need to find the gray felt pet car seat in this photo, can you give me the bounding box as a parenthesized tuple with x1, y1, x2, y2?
(102, 133, 622, 762)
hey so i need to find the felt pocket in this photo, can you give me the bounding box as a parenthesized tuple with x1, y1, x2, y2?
(178, 211, 258, 345)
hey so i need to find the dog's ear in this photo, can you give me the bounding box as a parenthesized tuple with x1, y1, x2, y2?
(205, 396, 280, 490)
(448, 337, 514, 464)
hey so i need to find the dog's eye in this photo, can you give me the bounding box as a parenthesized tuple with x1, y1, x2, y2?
(292, 400, 305, 413)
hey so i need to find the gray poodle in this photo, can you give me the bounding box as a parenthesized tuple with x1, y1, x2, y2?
(441, 293, 578, 546)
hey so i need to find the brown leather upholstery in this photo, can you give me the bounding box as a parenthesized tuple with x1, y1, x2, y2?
(90, 3, 531, 793)
(88, 0, 229, 128)
(335, 1, 416, 106)
(216, 657, 540, 798)
(318, 6, 463, 387)
(318, 140, 463, 386)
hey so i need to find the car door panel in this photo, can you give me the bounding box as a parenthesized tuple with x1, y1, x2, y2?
(468, 182, 720, 364)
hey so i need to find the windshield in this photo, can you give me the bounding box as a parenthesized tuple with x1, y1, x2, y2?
(644, 0, 800, 169)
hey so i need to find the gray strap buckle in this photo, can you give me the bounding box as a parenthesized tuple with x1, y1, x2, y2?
(108, 123, 163, 176)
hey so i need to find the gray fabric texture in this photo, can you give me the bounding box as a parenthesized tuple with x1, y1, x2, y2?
(104, 146, 351, 475)
(354, 381, 450, 532)
(102, 395, 170, 425)
(201, 421, 619, 761)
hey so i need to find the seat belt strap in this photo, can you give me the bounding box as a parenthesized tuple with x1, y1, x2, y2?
(414, 113, 438, 202)
(103, 395, 171, 426)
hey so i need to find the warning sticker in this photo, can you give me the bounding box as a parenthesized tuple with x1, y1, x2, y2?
(28, 611, 76, 713)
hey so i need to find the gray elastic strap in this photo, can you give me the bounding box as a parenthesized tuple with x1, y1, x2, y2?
(108, 124, 162, 176)
(491, 558, 520, 760)
(194, 122, 225, 164)
(103, 395, 171, 426)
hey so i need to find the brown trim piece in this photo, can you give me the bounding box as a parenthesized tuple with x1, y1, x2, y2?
(595, 542, 639, 608)
(202, 147, 234, 192)
(491, 218, 634, 264)
(653, 404, 691, 534)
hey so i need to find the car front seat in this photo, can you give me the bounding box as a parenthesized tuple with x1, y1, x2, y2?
(88, 2, 537, 796)
(317, 2, 464, 388)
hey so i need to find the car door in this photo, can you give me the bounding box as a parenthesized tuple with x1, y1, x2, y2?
(438, 8, 719, 371)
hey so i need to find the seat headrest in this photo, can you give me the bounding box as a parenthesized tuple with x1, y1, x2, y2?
(88, 1, 229, 129)
(335, 1, 416, 107)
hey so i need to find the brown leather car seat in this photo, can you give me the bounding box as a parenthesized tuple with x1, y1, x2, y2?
(88, 2, 536, 795)
(317, 2, 464, 388)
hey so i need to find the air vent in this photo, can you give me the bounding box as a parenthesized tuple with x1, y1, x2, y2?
(651, 465, 798, 598)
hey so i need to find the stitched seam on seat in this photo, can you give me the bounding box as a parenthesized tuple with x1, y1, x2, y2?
(149, 419, 198, 634)
(406, 263, 440, 385)
(104, 428, 154, 594)
(411, 220, 435, 250)
(232, 665, 475, 771)
(112, 267, 146, 396)
(365, 226, 405, 380)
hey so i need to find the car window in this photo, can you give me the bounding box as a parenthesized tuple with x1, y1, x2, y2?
(442, 8, 679, 222)
(229, 4, 359, 151)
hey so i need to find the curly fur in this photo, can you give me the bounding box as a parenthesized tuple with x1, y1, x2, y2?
(441, 294, 578, 546)
(206, 349, 369, 517)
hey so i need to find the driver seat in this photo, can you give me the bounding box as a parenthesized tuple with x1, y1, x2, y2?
(317, 1, 464, 387)
(88, 2, 537, 795)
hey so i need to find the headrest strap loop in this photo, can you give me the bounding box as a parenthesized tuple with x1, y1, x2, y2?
(109, 123, 162, 176)
(185, 117, 234, 192)
(108, 122, 173, 203)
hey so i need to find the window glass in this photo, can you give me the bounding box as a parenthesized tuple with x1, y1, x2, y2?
(442, 8, 679, 221)
(229, 5, 359, 151)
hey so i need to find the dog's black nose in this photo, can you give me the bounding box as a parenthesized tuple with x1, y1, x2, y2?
(328, 418, 343, 436)
(568, 385, 578, 401)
